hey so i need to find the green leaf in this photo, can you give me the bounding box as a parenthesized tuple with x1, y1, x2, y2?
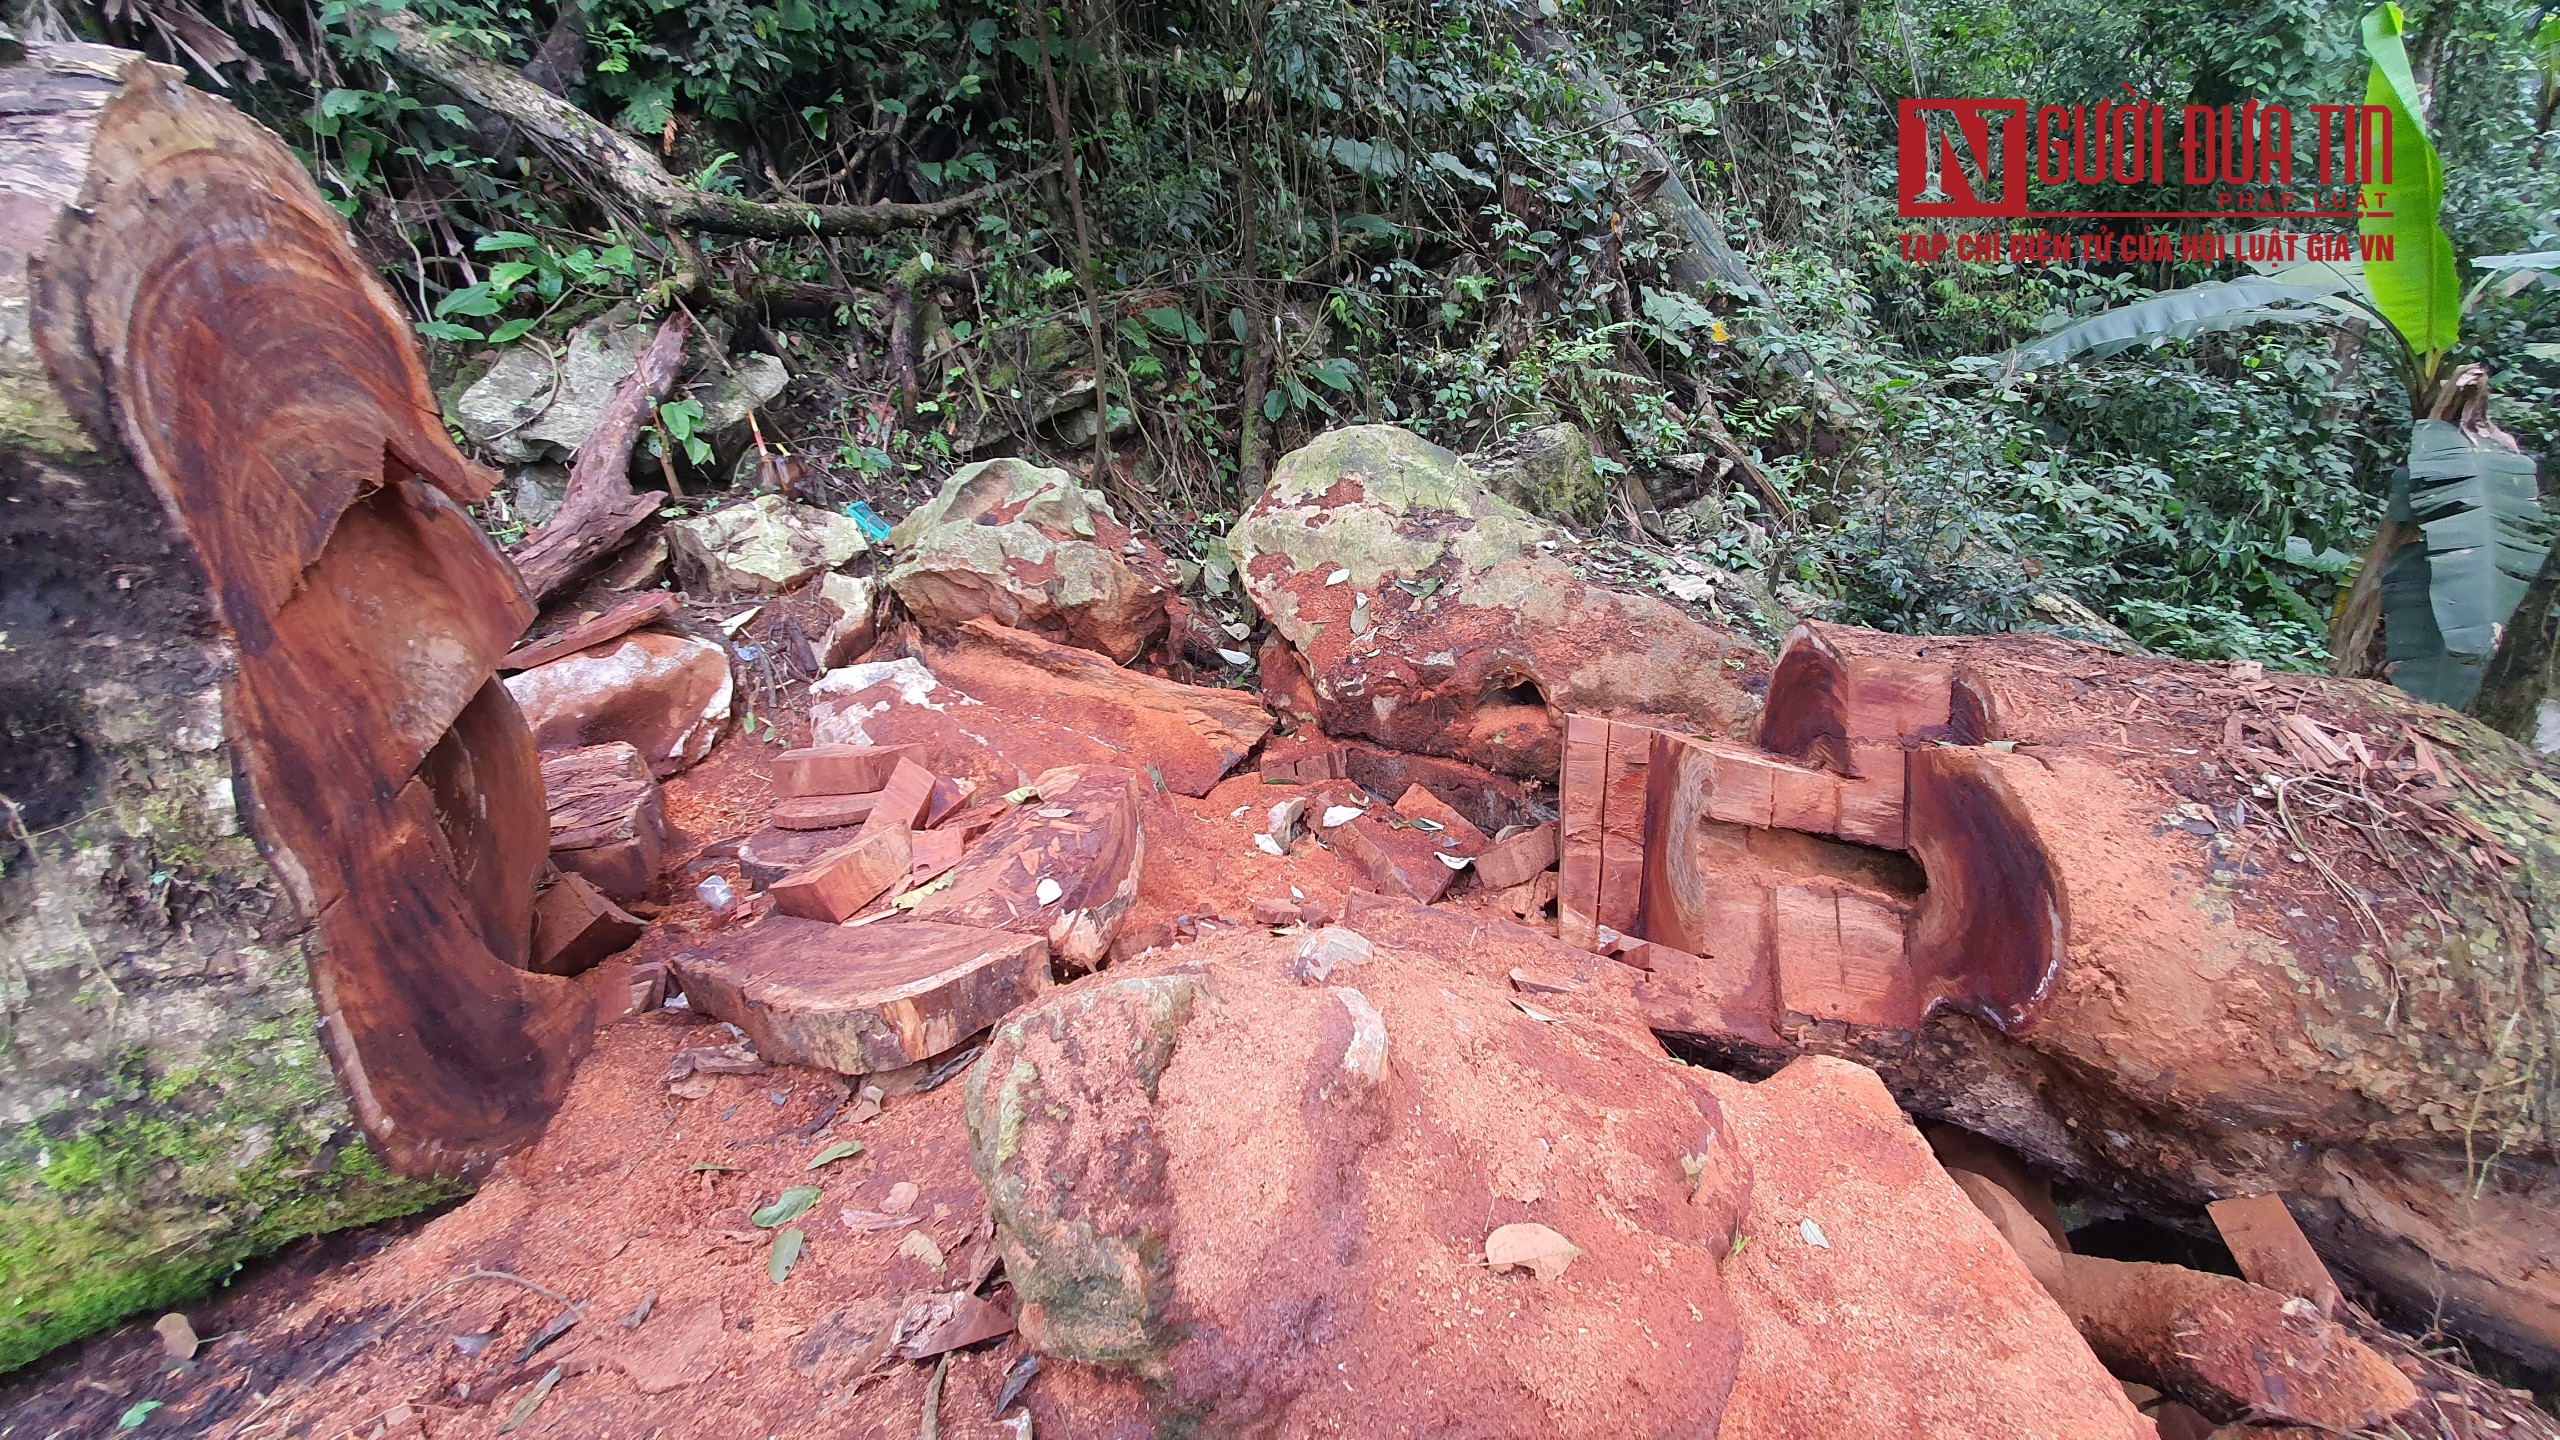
(1004, 785, 1040, 803)
(118, 1401, 162, 1429)
(2381, 421, 2551, 706)
(689, 1162, 739, 1172)
(1263, 388, 1288, 422)
(415, 320, 482, 343)
(488, 318, 538, 345)
(486, 261, 538, 290)
(1994, 280, 2346, 371)
(751, 1186, 821, 1227)
(434, 283, 504, 319)
(2406, 420, 2547, 656)
(806, 1140, 864, 1170)
(1307, 358, 1358, 392)
(1142, 306, 1191, 340)
(2358, 4, 2461, 364)
(769, 1227, 806, 1283)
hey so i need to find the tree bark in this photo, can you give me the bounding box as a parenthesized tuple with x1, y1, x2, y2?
(379, 12, 1026, 240)
(507, 309, 691, 600)
(0, 42, 591, 1370)
(2472, 538, 2559, 747)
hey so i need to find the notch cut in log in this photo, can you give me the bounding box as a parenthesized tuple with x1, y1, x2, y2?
(2, 42, 591, 1365)
(1556, 719, 2063, 1037)
(542, 741, 666, 900)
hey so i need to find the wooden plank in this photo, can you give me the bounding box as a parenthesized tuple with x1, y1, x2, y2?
(1836, 744, 1909, 851)
(1473, 822, 1557, 890)
(1556, 714, 1610, 951)
(769, 825, 914, 923)
(2208, 1194, 2342, 1317)
(774, 742, 925, 798)
(529, 872, 644, 976)
(1594, 721, 1655, 938)
(1703, 744, 1775, 828)
(860, 757, 938, 838)
(771, 791, 883, 830)
(669, 916, 1051, 1074)
(905, 765, 1144, 971)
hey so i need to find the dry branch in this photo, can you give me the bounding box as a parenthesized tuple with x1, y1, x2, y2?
(507, 309, 690, 600)
(380, 13, 1027, 240)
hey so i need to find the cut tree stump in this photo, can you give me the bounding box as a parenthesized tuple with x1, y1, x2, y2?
(529, 872, 645, 976)
(668, 916, 1051, 1075)
(772, 742, 924, 798)
(904, 764, 1143, 971)
(0, 43, 590, 1368)
(769, 825, 913, 923)
(541, 742, 666, 900)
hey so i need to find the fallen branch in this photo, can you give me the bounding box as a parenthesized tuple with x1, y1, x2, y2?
(380, 13, 1029, 240)
(509, 309, 691, 600)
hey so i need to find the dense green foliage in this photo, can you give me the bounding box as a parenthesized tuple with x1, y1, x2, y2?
(29, 0, 2556, 669)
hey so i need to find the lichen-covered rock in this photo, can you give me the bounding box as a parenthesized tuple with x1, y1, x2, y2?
(964, 901, 2135, 1436)
(456, 313, 787, 467)
(504, 630, 732, 775)
(1228, 425, 1765, 777)
(668, 494, 869, 598)
(1469, 422, 1604, 526)
(886, 458, 1181, 663)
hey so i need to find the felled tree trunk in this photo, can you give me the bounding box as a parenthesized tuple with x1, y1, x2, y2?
(0, 43, 591, 1371)
(1569, 620, 2560, 1369)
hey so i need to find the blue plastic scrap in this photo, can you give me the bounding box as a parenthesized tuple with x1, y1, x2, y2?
(842, 501, 893, 544)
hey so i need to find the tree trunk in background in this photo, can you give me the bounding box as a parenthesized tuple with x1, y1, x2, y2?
(2473, 540, 2559, 749)
(0, 42, 592, 1371)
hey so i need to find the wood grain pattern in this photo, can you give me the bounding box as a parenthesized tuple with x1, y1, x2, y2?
(670, 916, 1052, 1074)
(905, 764, 1143, 971)
(23, 54, 589, 1177)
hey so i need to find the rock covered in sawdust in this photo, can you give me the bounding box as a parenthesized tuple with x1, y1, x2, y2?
(1701, 1054, 2153, 1439)
(885, 457, 1183, 663)
(963, 900, 2133, 1436)
(1227, 425, 1763, 777)
(505, 629, 731, 775)
(805, 628, 1269, 798)
(669, 494, 870, 597)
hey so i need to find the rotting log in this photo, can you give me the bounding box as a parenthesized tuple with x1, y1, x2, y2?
(1566, 620, 2560, 1369)
(0, 44, 592, 1371)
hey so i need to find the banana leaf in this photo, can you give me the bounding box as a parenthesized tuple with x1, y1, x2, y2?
(1997, 279, 2345, 372)
(2358, 5, 2462, 364)
(2382, 419, 2550, 706)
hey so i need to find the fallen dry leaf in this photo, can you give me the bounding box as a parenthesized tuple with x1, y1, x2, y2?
(1485, 1222, 1581, 1281)
(898, 1230, 947, 1272)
